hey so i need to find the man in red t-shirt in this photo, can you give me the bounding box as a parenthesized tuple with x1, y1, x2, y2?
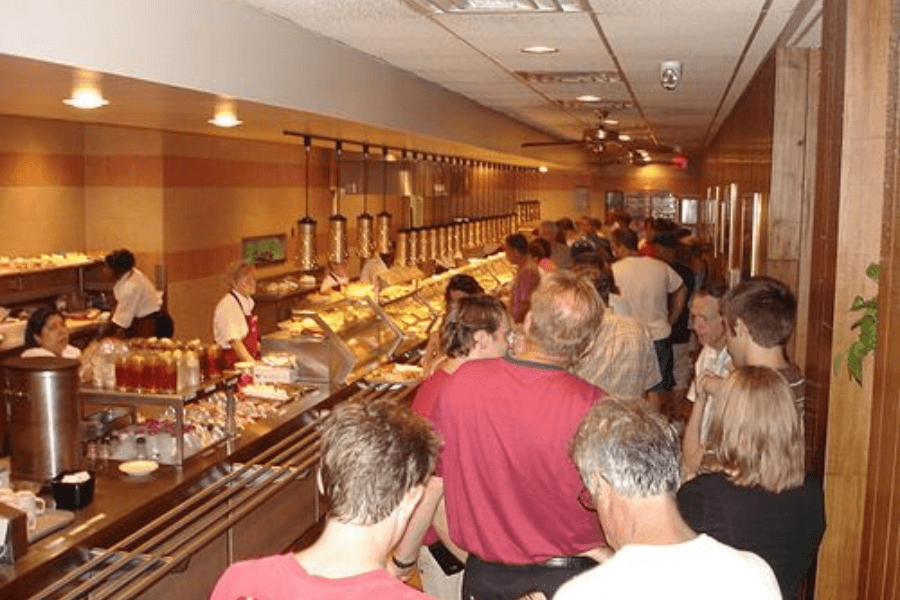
(432, 271, 612, 600)
(209, 400, 439, 600)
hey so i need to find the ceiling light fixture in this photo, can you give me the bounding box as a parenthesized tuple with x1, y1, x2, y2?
(602, 118, 619, 125)
(619, 134, 631, 141)
(521, 45, 558, 54)
(576, 94, 601, 102)
(538, 165, 548, 173)
(63, 88, 108, 109)
(209, 113, 243, 128)
(209, 98, 243, 128)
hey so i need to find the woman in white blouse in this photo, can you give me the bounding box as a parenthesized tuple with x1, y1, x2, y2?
(213, 260, 260, 369)
(105, 249, 173, 338)
(21, 307, 81, 359)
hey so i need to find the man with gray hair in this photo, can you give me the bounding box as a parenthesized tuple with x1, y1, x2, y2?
(432, 270, 607, 600)
(554, 400, 781, 600)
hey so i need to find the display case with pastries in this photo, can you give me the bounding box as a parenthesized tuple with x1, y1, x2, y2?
(263, 295, 403, 389)
(380, 290, 438, 352)
(460, 259, 503, 294)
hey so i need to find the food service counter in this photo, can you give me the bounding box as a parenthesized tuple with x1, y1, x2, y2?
(0, 379, 417, 600)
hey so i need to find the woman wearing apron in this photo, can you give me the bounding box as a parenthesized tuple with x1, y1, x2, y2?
(105, 249, 174, 338)
(213, 260, 260, 369)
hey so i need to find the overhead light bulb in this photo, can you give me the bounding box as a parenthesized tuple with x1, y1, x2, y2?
(619, 134, 631, 141)
(63, 88, 108, 109)
(602, 118, 619, 125)
(209, 113, 242, 128)
(209, 98, 243, 128)
(521, 45, 558, 54)
(576, 95, 601, 102)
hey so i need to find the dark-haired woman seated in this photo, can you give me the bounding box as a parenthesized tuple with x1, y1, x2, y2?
(22, 307, 81, 359)
(677, 366, 825, 600)
(105, 249, 173, 338)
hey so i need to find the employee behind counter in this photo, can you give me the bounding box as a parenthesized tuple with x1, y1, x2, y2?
(103, 249, 174, 339)
(21, 306, 94, 381)
(213, 260, 261, 369)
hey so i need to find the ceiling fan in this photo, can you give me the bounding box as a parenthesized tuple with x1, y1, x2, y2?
(521, 121, 685, 168)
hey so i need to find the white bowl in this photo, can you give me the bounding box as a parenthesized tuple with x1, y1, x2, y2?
(119, 460, 159, 477)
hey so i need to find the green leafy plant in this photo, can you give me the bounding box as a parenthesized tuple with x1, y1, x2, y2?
(833, 263, 881, 384)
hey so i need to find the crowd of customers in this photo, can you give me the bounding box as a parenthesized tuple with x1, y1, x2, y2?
(211, 212, 825, 600)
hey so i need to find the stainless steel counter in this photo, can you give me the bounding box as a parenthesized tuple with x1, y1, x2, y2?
(0, 383, 337, 600)
(0, 378, 419, 600)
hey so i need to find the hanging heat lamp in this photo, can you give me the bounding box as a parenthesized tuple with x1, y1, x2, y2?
(356, 145, 374, 261)
(297, 136, 318, 271)
(329, 141, 348, 265)
(376, 146, 392, 256)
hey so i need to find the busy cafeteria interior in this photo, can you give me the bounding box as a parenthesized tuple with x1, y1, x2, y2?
(0, 0, 896, 598)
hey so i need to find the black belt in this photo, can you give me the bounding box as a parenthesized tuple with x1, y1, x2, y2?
(542, 556, 598, 569)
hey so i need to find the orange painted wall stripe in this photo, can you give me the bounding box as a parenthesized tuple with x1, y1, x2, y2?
(163, 156, 309, 188)
(0, 152, 84, 186)
(85, 155, 164, 186)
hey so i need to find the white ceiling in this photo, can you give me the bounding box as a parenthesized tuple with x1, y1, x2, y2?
(239, 0, 822, 154)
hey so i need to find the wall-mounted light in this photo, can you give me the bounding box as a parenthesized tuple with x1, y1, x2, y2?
(538, 165, 549, 173)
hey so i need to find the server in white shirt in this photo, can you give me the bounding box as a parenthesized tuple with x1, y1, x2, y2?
(213, 260, 260, 369)
(105, 249, 173, 338)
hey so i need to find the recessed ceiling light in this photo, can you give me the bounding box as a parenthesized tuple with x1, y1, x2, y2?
(619, 134, 631, 141)
(603, 119, 619, 125)
(576, 95, 601, 102)
(538, 165, 549, 173)
(208, 113, 243, 128)
(63, 89, 108, 109)
(521, 45, 558, 54)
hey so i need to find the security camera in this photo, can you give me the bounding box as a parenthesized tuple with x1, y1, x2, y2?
(660, 61, 682, 91)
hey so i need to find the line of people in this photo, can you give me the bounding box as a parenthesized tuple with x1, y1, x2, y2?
(210, 214, 824, 600)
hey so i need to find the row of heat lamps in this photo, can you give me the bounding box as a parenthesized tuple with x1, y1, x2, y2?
(291, 133, 543, 271)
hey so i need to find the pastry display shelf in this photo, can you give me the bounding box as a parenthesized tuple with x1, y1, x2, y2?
(78, 374, 239, 467)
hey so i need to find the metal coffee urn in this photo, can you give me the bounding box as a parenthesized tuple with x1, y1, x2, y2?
(3, 357, 81, 482)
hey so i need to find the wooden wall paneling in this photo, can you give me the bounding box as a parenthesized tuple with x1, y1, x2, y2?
(769, 47, 810, 357)
(795, 48, 821, 376)
(859, 0, 900, 596)
(814, 0, 892, 596)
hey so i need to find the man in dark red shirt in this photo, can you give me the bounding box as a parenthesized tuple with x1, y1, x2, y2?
(432, 270, 610, 600)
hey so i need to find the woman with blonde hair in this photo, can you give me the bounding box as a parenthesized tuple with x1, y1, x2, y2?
(213, 260, 260, 368)
(677, 366, 825, 600)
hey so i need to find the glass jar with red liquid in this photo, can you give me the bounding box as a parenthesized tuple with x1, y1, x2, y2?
(205, 344, 222, 380)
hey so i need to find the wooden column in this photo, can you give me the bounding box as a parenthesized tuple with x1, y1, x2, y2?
(858, 0, 900, 596)
(769, 46, 820, 364)
(811, 0, 892, 597)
